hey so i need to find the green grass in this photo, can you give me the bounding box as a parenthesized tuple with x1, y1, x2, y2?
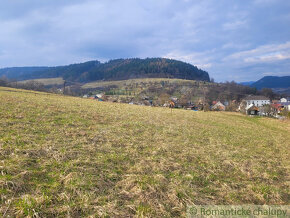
(0, 86, 289, 217)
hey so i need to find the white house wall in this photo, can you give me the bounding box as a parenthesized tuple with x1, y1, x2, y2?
(246, 100, 270, 107)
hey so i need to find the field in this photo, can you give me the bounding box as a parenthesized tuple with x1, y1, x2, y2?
(82, 78, 209, 89)
(18, 77, 209, 89)
(0, 86, 289, 217)
(18, 77, 64, 86)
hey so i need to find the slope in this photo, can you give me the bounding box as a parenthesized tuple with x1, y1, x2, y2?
(0, 86, 289, 217)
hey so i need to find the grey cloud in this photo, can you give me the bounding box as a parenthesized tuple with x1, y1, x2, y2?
(0, 0, 289, 81)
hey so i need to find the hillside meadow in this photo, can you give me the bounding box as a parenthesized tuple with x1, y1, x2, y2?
(82, 78, 208, 89)
(0, 86, 289, 217)
(18, 77, 64, 86)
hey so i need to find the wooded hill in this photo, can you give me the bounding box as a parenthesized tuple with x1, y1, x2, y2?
(251, 76, 290, 89)
(0, 58, 210, 82)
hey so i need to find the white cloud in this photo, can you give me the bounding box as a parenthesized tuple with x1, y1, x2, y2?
(223, 20, 247, 30)
(262, 71, 290, 76)
(245, 52, 290, 63)
(253, 0, 277, 5)
(224, 41, 290, 63)
(222, 42, 251, 50)
(163, 50, 213, 70)
(0, 0, 289, 82)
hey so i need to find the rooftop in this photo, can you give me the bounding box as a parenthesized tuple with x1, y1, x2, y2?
(243, 95, 270, 101)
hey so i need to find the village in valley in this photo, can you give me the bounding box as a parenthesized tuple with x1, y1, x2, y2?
(2, 74, 289, 119)
(82, 91, 290, 119)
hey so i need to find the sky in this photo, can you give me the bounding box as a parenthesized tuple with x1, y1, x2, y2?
(0, 0, 289, 82)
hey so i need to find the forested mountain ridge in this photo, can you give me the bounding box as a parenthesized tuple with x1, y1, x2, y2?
(0, 58, 210, 82)
(251, 76, 290, 89)
(0, 67, 49, 79)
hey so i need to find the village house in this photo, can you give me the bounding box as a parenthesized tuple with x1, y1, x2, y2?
(95, 93, 104, 99)
(266, 103, 283, 117)
(281, 102, 290, 111)
(246, 104, 259, 115)
(211, 101, 226, 111)
(280, 97, 290, 103)
(271, 103, 283, 112)
(278, 97, 290, 111)
(243, 95, 270, 107)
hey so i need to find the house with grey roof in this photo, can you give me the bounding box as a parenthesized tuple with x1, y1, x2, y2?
(243, 95, 270, 107)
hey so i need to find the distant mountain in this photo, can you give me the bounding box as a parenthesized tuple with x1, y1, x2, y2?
(0, 67, 49, 79)
(0, 58, 210, 82)
(239, 81, 255, 86)
(251, 76, 290, 90)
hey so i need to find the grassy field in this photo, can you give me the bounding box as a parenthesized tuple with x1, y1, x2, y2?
(17, 77, 207, 89)
(18, 77, 64, 86)
(82, 78, 210, 89)
(0, 86, 289, 217)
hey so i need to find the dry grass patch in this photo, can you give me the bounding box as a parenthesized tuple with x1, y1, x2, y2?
(0, 86, 289, 217)
(18, 77, 64, 86)
(82, 78, 209, 89)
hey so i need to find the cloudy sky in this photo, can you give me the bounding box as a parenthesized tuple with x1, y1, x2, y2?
(0, 0, 289, 82)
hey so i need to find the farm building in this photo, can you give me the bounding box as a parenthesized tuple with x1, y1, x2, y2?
(246, 104, 259, 115)
(95, 93, 104, 99)
(243, 95, 270, 107)
(211, 101, 226, 111)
